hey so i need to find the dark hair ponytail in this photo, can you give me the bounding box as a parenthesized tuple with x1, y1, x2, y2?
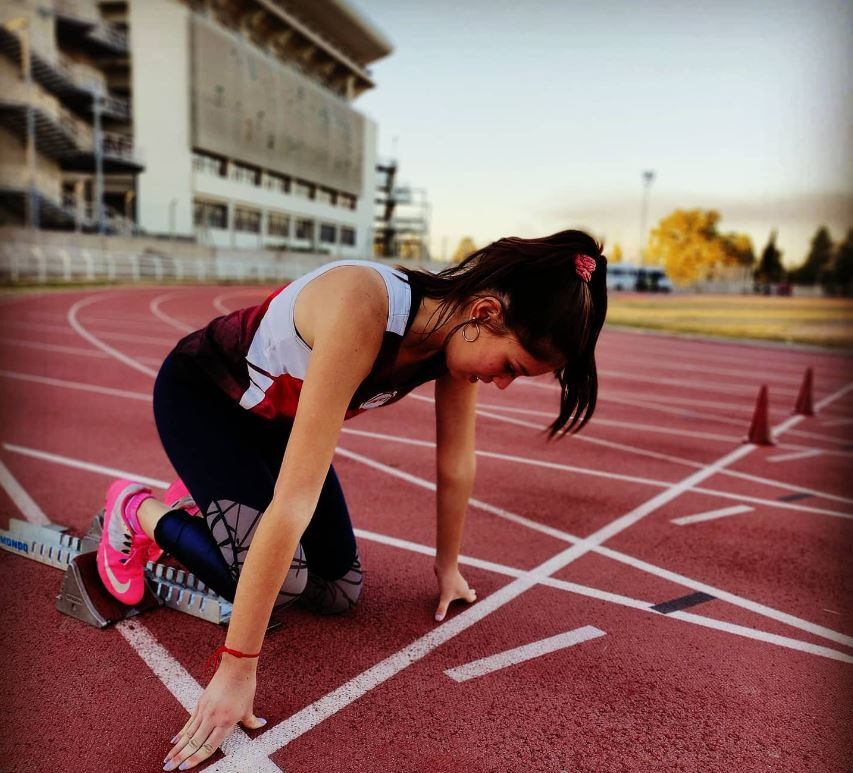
(395, 229, 608, 440)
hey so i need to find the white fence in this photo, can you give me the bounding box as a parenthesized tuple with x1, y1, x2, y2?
(0, 242, 448, 284)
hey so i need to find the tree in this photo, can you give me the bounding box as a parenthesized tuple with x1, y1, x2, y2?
(830, 228, 853, 295)
(720, 232, 755, 269)
(754, 230, 785, 284)
(452, 237, 477, 263)
(646, 208, 752, 286)
(789, 226, 834, 285)
(610, 243, 623, 263)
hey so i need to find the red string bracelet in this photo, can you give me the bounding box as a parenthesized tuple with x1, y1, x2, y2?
(206, 645, 261, 678)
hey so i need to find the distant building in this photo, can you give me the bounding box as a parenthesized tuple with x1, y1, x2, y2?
(0, 0, 392, 258)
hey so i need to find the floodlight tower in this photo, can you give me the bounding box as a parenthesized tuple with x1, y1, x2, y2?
(640, 170, 655, 265)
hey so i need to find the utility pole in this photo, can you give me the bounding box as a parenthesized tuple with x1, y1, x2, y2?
(640, 169, 655, 265)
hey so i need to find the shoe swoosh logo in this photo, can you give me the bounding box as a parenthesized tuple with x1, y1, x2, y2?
(104, 553, 132, 595)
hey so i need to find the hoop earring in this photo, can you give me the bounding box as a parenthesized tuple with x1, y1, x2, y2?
(462, 319, 480, 343)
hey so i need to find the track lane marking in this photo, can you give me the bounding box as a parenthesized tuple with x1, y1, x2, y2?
(6, 436, 850, 658)
(5, 288, 847, 771)
(767, 449, 824, 463)
(3, 361, 848, 509)
(8, 360, 850, 518)
(0, 458, 51, 526)
(671, 505, 755, 526)
(5, 318, 177, 346)
(444, 626, 607, 683)
(0, 447, 276, 770)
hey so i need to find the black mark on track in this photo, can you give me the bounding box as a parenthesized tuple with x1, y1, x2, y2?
(777, 492, 812, 502)
(651, 592, 715, 615)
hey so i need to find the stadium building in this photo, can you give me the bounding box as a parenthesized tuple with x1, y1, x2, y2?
(0, 0, 392, 259)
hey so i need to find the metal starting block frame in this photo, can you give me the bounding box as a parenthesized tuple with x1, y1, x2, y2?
(0, 513, 237, 628)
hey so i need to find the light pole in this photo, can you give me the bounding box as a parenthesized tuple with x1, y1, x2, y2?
(640, 169, 655, 265)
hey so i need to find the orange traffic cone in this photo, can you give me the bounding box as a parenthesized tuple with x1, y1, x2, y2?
(793, 367, 814, 416)
(745, 385, 774, 445)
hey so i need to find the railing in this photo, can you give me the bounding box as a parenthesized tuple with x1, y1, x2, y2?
(53, 0, 129, 52)
(54, 0, 100, 24)
(86, 23, 128, 52)
(57, 52, 106, 92)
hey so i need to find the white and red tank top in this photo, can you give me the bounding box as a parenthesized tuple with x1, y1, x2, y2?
(172, 260, 448, 421)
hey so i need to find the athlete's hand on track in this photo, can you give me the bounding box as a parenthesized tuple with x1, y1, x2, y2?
(163, 658, 266, 771)
(433, 563, 477, 622)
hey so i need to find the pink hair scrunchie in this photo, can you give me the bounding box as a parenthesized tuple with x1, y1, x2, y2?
(574, 254, 597, 283)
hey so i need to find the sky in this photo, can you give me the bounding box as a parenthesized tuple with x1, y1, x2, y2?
(352, 0, 852, 266)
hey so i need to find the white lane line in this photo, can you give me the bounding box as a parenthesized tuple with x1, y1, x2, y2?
(599, 354, 848, 389)
(3, 443, 170, 489)
(8, 434, 853, 647)
(671, 505, 755, 526)
(531, 381, 853, 448)
(463, 412, 853, 520)
(334, 445, 853, 649)
(821, 417, 853, 427)
(0, 458, 51, 525)
(356, 529, 853, 665)
(5, 433, 852, 772)
(444, 626, 606, 683)
(0, 370, 152, 402)
(477, 401, 741, 444)
(482, 400, 852, 459)
(3, 361, 848, 512)
(19, 291, 853, 770)
(408, 395, 853, 507)
(63, 292, 271, 766)
(0, 338, 164, 366)
(0, 446, 271, 770)
(150, 293, 196, 334)
(68, 296, 160, 378)
(767, 449, 824, 464)
(5, 318, 176, 346)
(213, 289, 268, 316)
(217, 419, 853, 771)
(597, 367, 800, 398)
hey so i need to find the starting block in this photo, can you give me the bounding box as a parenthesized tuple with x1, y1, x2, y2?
(0, 513, 282, 632)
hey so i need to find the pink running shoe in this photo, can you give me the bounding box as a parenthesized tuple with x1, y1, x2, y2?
(97, 479, 155, 605)
(164, 478, 201, 517)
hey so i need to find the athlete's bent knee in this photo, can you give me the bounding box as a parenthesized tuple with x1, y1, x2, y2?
(274, 542, 308, 609)
(298, 552, 363, 615)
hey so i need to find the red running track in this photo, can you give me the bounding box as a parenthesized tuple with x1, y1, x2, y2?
(0, 284, 851, 772)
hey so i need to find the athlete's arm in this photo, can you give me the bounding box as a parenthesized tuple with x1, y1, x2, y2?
(165, 274, 389, 772)
(432, 371, 478, 621)
(225, 275, 387, 655)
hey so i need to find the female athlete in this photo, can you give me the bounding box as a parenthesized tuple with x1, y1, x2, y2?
(96, 228, 607, 771)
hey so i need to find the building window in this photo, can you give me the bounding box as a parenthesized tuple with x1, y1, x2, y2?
(295, 218, 314, 240)
(341, 226, 355, 246)
(316, 187, 335, 205)
(263, 172, 290, 193)
(192, 151, 226, 176)
(268, 212, 290, 237)
(234, 206, 261, 233)
(339, 193, 356, 210)
(229, 162, 260, 186)
(319, 223, 337, 244)
(193, 199, 228, 229)
(293, 180, 315, 199)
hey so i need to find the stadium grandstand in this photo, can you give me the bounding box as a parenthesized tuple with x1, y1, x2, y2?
(0, 0, 440, 282)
